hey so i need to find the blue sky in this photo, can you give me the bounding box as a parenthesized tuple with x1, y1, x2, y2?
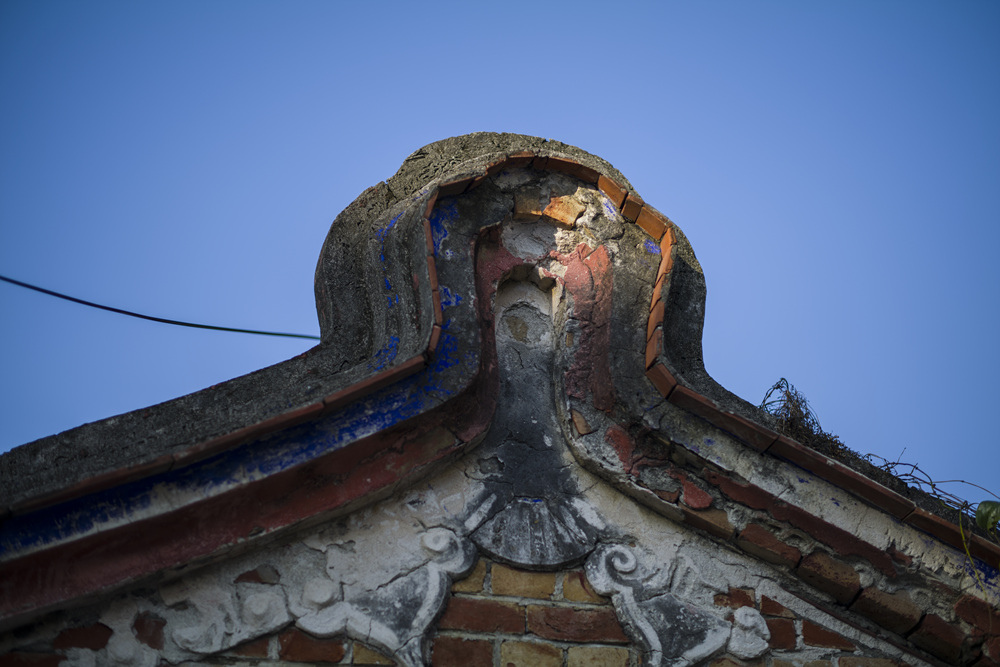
(1, 1, 997, 505)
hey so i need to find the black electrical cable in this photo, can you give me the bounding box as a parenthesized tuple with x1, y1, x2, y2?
(0, 274, 320, 340)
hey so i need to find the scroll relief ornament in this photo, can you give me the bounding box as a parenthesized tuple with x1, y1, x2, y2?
(586, 544, 770, 667)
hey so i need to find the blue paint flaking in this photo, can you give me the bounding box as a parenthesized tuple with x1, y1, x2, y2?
(602, 200, 617, 218)
(369, 336, 400, 372)
(966, 558, 1000, 588)
(831, 498, 841, 507)
(377, 212, 404, 308)
(439, 285, 463, 309)
(1, 203, 481, 559)
(429, 201, 457, 254)
(2, 314, 479, 558)
(644, 239, 661, 254)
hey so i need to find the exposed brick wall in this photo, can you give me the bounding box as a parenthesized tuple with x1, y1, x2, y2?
(431, 559, 636, 667)
(624, 433, 994, 665)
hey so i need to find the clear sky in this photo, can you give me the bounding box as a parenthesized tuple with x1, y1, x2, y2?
(1, 1, 997, 505)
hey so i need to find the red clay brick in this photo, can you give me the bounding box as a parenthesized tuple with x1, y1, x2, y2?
(545, 156, 600, 184)
(682, 506, 735, 540)
(985, 635, 1000, 659)
(761, 595, 796, 618)
(654, 487, 681, 504)
(768, 436, 914, 520)
(801, 620, 855, 650)
(797, 552, 860, 605)
(714, 587, 755, 610)
(667, 384, 719, 419)
(501, 640, 562, 667)
(431, 636, 493, 666)
(53, 623, 113, 651)
(353, 643, 394, 665)
(702, 473, 895, 578)
(234, 564, 280, 585)
(514, 188, 543, 221)
(526, 605, 629, 643)
(566, 645, 629, 667)
(635, 206, 666, 241)
(676, 473, 713, 510)
(710, 658, 763, 667)
(955, 593, 1000, 632)
(888, 545, 912, 567)
(487, 152, 534, 176)
(562, 571, 606, 604)
(428, 324, 442, 354)
(571, 409, 594, 436)
(766, 617, 797, 650)
(423, 215, 435, 254)
(715, 412, 779, 453)
(278, 629, 346, 663)
(737, 524, 802, 569)
(646, 363, 677, 398)
(908, 613, 964, 664)
(621, 193, 643, 222)
(232, 637, 270, 658)
(659, 225, 676, 253)
(542, 196, 586, 227)
(491, 565, 556, 599)
(132, 611, 166, 650)
(850, 587, 922, 635)
(437, 177, 471, 197)
(597, 175, 627, 209)
(645, 327, 663, 370)
(647, 298, 664, 341)
(438, 597, 524, 634)
(604, 425, 636, 470)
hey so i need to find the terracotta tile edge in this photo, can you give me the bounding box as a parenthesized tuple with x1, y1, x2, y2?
(9, 453, 176, 516)
(322, 354, 428, 414)
(621, 193, 644, 222)
(544, 155, 600, 184)
(769, 436, 915, 520)
(785, 588, 952, 667)
(635, 205, 667, 242)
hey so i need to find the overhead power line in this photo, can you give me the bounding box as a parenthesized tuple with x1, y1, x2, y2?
(0, 274, 320, 341)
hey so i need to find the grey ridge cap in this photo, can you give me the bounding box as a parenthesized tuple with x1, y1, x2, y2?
(0, 133, 646, 511)
(0, 132, 865, 514)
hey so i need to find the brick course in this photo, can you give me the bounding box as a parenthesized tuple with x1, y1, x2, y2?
(526, 605, 629, 644)
(437, 597, 525, 634)
(431, 637, 492, 667)
(277, 628, 347, 663)
(801, 619, 856, 651)
(566, 645, 629, 667)
(452, 558, 487, 593)
(491, 564, 556, 599)
(713, 587, 756, 610)
(907, 613, 965, 664)
(849, 587, 922, 635)
(796, 551, 861, 605)
(500, 640, 561, 667)
(766, 617, 797, 650)
(737, 523, 802, 568)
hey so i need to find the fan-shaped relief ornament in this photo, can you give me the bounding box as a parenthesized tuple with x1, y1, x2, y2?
(585, 544, 770, 667)
(296, 527, 476, 667)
